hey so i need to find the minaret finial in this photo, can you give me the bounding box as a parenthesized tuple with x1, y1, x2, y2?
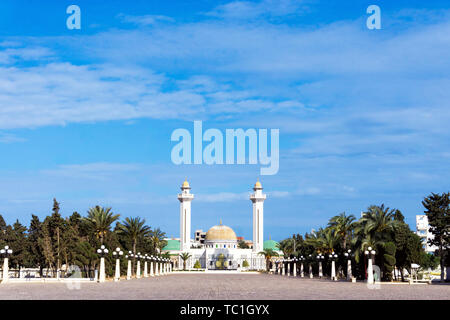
(219, 218, 222, 225)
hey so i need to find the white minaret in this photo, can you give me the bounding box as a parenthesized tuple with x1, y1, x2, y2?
(178, 179, 194, 251)
(250, 179, 266, 252)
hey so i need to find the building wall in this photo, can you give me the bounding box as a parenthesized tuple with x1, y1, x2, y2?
(416, 215, 438, 253)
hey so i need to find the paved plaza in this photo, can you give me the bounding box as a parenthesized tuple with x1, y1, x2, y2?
(0, 273, 448, 300)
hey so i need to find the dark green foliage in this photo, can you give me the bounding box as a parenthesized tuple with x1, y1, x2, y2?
(420, 253, 440, 270)
(393, 209, 405, 222)
(0, 199, 164, 280)
(383, 242, 396, 280)
(393, 222, 422, 280)
(238, 240, 249, 249)
(422, 192, 450, 280)
(28, 215, 46, 273)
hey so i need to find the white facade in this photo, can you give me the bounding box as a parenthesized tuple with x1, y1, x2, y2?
(416, 215, 437, 253)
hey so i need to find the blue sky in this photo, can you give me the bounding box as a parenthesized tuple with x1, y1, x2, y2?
(0, 0, 449, 241)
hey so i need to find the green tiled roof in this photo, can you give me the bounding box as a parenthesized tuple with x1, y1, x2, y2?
(263, 239, 280, 251)
(162, 239, 180, 251)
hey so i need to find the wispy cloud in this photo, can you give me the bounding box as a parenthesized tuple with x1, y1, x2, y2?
(41, 162, 141, 181)
(205, 0, 308, 20)
(0, 132, 26, 143)
(117, 13, 175, 26)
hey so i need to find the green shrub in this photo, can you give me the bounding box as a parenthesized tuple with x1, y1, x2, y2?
(383, 242, 396, 281)
(242, 260, 249, 268)
(193, 260, 201, 269)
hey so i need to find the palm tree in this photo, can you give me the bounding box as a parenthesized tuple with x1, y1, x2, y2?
(118, 217, 151, 275)
(258, 249, 279, 272)
(150, 228, 167, 254)
(305, 227, 339, 255)
(84, 206, 120, 244)
(304, 228, 327, 253)
(179, 252, 192, 270)
(328, 212, 356, 250)
(278, 238, 295, 258)
(117, 217, 151, 256)
(353, 205, 398, 267)
(358, 204, 398, 239)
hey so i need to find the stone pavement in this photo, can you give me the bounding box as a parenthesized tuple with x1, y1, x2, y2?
(0, 273, 448, 300)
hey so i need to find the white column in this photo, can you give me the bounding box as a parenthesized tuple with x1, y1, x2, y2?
(2, 258, 9, 283)
(347, 259, 352, 280)
(367, 258, 374, 284)
(293, 263, 297, 277)
(136, 260, 141, 278)
(155, 261, 159, 276)
(331, 260, 336, 281)
(300, 263, 304, 277)
(114, 258, 121, 281)
(250, 181, 266, 253)
(309, 264, 313, 278)
(150, 261, 154, 276)
(144, 261, 148, 278)
(99, 257, 106, 283)
(127, 259, 131, 280)
(318, 261, 323, 278)
(282, 263, 285, 276)
(287, 262, 290, 276)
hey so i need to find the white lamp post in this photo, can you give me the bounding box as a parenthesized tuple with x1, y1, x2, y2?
(287, 259, 291, 276)
(344, 249, 353, 281)
(112, 247, 123, 281)
(329, 252, 338, 281)
(317, 254, 324, 278)
(155, 257, 160, 276)
(143, 254, 149, 278)
(365, 247, 376, 284)
(97, 245, 109, 283)
(308, 254, 313, 278)
(1, 246, 13, 283)
(299, 256, 305, 277)
(136, 253, 142, 278)
(161, 258, 167, 275)
(150, 255, 154, 276)
(293, 258, 297, 277)
(126, 251, 133, 280)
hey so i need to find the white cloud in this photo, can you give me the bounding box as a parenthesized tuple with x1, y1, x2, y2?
(206, 0, 307, 20)
(41, 162, 142, 181)
(0, 133, 26, 143)
(117, 13, 175, 26)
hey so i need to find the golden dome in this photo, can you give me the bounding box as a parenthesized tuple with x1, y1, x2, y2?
(254, 179, 262, 189)
(205, 223, 237, 241)
(182, 178, 190, 188)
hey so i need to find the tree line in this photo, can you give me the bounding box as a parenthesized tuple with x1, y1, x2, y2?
(0, 199, 168, 277)
(276, 192, 449, 281)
